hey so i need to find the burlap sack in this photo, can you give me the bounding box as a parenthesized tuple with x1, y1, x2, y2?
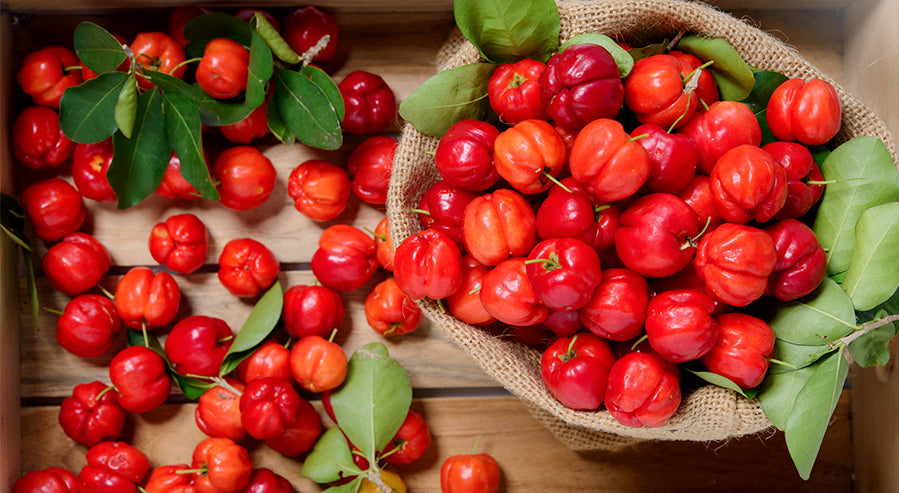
(387, 0, 898, 451)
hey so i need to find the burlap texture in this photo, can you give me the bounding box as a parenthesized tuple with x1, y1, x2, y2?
(387, 0, 898, 450)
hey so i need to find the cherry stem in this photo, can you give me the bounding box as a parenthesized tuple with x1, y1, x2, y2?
(283, 337, 293, 349)
(175, 466, 206, 476)
(141, 322, 150, 348)
(630, 334, 649, 351)
(328, 328, 339, 343)
(468, 285, 482, 295)
(97, 384, 116, 400)
(64, 65, 83, 72)
(436, 298, 447, 314)
(410, 208, 430, 216)
(766, 357, 798, 369)
(42, 307, 64, 316)
(543, 171, 571, 193)
(666, 92, 693, 133)
(472, 435, 483, 454)
(169, 57, 202, 75)
(98, 284, 115, 300)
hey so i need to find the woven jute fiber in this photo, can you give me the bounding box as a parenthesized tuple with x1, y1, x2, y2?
(387, 0, 898, 451)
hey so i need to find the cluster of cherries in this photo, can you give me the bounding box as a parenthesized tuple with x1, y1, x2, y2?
(392, 41, 839, 427)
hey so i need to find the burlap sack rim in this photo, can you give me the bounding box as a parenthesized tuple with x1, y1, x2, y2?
(387, 0, 898, 447)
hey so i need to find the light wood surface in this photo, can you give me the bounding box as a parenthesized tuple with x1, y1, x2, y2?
(3, 2, 895, 492)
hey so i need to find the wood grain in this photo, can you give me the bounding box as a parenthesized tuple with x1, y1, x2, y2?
(21, 393, 852, 492)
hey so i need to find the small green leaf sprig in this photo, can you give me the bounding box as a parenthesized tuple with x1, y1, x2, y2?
(60, 12, 344, 210)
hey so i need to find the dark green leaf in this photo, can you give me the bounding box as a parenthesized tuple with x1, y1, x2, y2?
(300, 428, 364, 484)
(219, 282, 283, 376)
(266, 100, 294, 144)
(183, 12, 252, 58)
(784, 347, 849, 480)
(321, 480, 363, 493)
(73, 22, 127, 74)
(398, 62, 495, 137)
(125, 329, 215, 399)
(740, 70, 789, 146)
(59, 72, 129, 143)
(161, 91, 219, 201)
(677, 34, 755, 101)
(758, 363, 816, 430)
(330, 342, 412, 466)
(173, 375, 216, 400)
(23, 251, 39, 330)
(686, 368, 755, 398)
(245, 29, 274, 110)
(114, 74, 138, 139)
(1, 194, 30, 252)
(849, 311, 897, 368)
(812, 137, 899, 275)
(107, 89, 170, 209)
(560, 34, 634, 77)
(767, 277, 857, 346)
(300, 65, 345, 121)
(858, 286, 899, 322)
(143, 71, 258, 127)
(841, 202, 899, 310)
(273, 69, 343, 150)
(454, 0, 560, 63)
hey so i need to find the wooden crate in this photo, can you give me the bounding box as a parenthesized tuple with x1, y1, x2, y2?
(1, 1, 896, 491)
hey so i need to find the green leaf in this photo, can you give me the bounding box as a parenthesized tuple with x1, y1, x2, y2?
(677, 34, 755, 101)
(849, 311, 898, 368)
(183, 12, 252, 58)
(813, 136, 899, 275)
(273, 69, 343, 150)
(73, 22, 127, 75)
(740, 70, 789, 146)
(768, 339, 834, 375)
(330, 342, 412, 466)
(125, 329, 215, 399)
(454, 0, 560, 64)
(758, 356, 817, 430)
(300, 427, 364, 484)
(767, 277, 857, 346)
(161, 91, 219, 201)
(398, 62, 496, 137)
(107, 88, 170, 209)
(23, 251, 39, 330)
(321, 480, 363, 493)
(251, 12, 301, 64)
(300, 65, 345, 121)
(114, 74, 138, 139)
(143, 71, 258, 127)
(219, 282, 283, 376)
(245, 28, 274, 110)
(1, 194, 38, 327)
(686, 368, 756, 398)
(627, 40, 668, 63)
(858, 286, 899, 322)
(560, 34, 634, 77)
(265, 100, 294, 145)
(59, 71, 129, 144)
(841, 202, 899, 310)
(784, 347, 849, 480)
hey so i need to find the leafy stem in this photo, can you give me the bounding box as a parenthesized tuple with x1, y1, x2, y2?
(837, 314, 899, 347)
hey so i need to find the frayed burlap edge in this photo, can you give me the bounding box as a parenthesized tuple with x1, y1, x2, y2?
(387, 0, 898, 451)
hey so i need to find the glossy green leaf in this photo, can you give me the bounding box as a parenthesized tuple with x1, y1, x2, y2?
(114, 74, 138, 139)
(245, 29, 274, 110)
(758, 363, 816, 430)
(300, 427, 364, 484)
(784, 347, 849, 480)
(125, 329, 215, 399)
(677, 34, 755, 101)
(849, 310, 898, 368)
(454, 0, 560, 63)
(841, 202, 899, 310)
(107, 89, 170, 209)
(767, 277, 857, 346)
(59, 72, 129, 144)
(330, 343, 412, 466)
(398, 62, 495, 137)
(686, 368, 755, 398)
(266, 100, 294, 145)
(740, 70, 789, 146)
(183, 12, 252, 57)
(143, 71, 258, 127)
(627, 40, 668, 63)
(858, 286, 899, 322)
(219, 282, 283, 376)
(813, 137, 899, 275)
(161, 91, 219, 201)
(73, 22, 127, 75)
(768, 339, 834, 375)
(273, 69, 343, 150)
(560, 34, 634, 77)
(300, 65, 344, 121)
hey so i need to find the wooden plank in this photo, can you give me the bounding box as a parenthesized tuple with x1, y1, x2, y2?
(21, 392, 852, 492)
(844, 0, 899, 490)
